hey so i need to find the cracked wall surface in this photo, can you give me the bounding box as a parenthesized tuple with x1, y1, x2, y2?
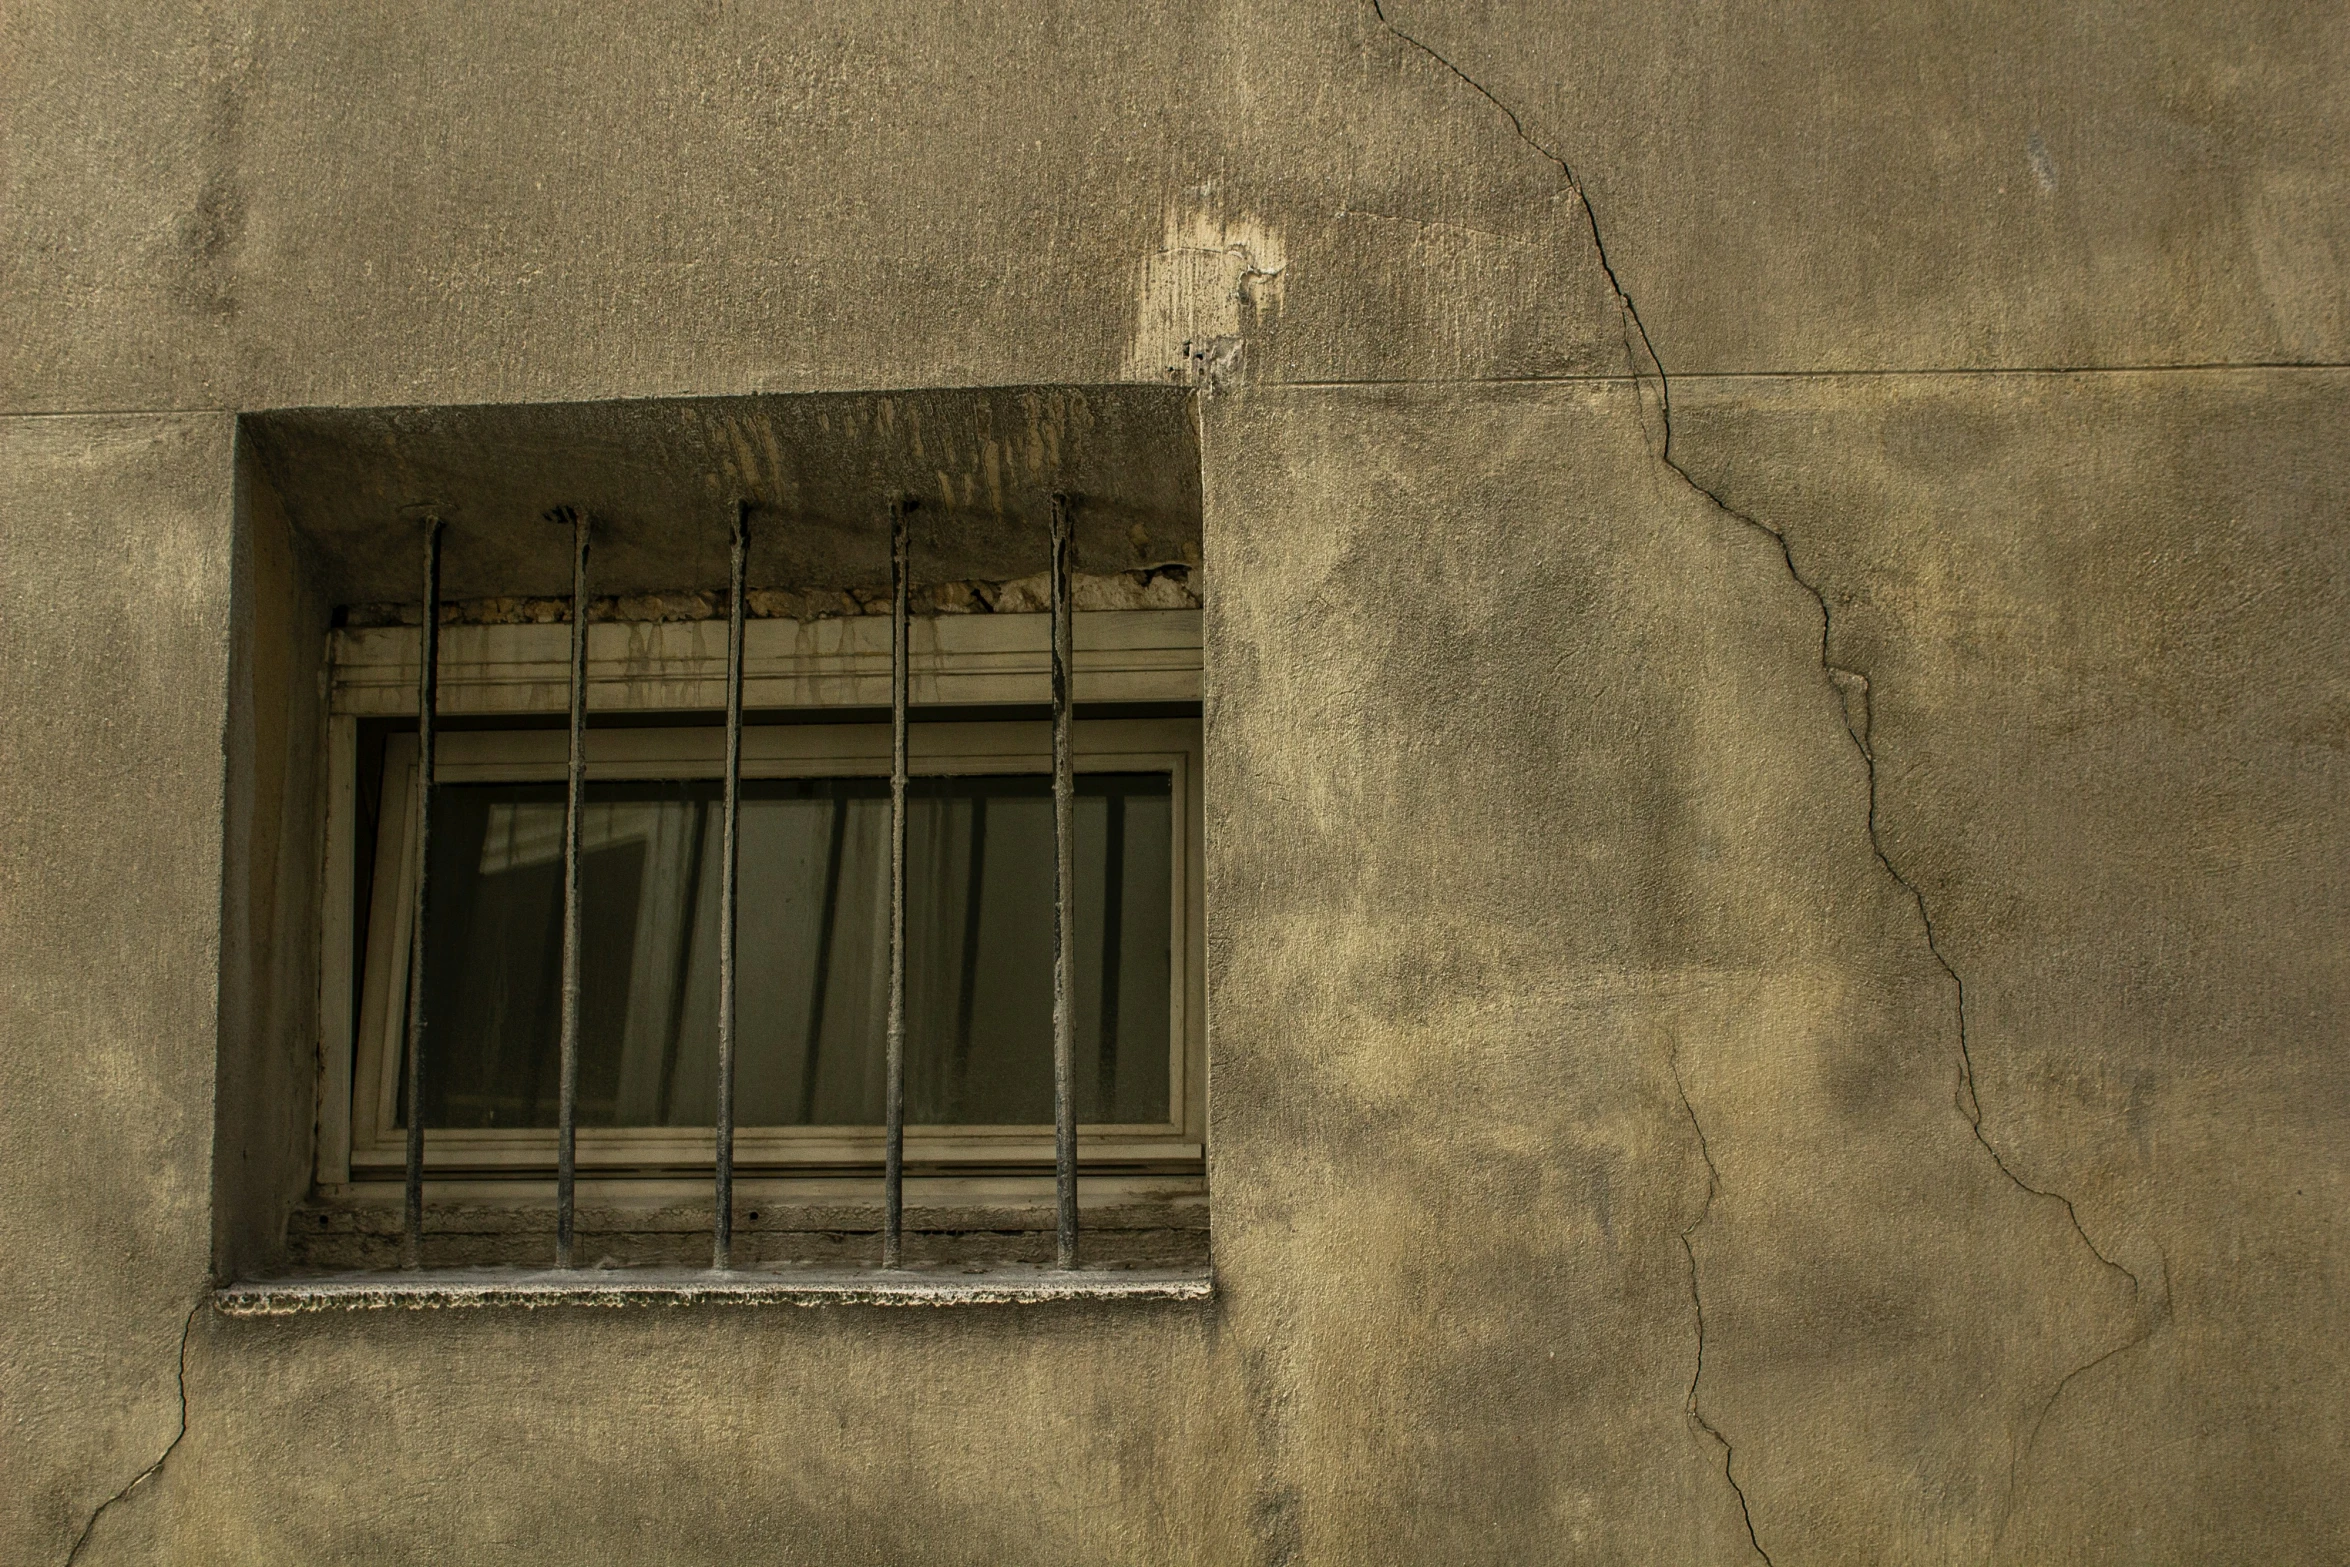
(0, 415, 229, 1560)
(4, 0, 2346, 1561)
(1669, 368, 2350, 1559)
(1365, 0, 2350, 374)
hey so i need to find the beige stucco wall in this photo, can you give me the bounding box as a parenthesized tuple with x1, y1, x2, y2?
(3, 1, 2344, 1562)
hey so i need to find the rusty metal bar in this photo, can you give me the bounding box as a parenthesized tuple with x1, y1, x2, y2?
(554, 506, 590, 1268)
(401, 514, 443, 1270)
(713, 502, 749, 1270)
(883, 497, 910, 1268)
(1050, 492, 1078, 1268)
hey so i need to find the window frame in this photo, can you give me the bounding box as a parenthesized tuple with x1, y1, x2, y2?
(312, 610, 1206, 1193)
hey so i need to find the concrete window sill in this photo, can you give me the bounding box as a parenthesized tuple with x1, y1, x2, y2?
(214, 1264, 1213, 1315)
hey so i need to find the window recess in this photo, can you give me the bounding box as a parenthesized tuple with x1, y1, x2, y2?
(306, 503, 1205, 1284)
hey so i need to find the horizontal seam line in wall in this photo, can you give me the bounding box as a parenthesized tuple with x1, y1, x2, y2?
(0, 406, 236, 419)
(1667, 360, 2350, 379)
(6, 360, 2350, 417)
(1267, 361, 2350, 390)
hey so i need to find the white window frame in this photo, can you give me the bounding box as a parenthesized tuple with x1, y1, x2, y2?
(313, 611, 1205, 1193)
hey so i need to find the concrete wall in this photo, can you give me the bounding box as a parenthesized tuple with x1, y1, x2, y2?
(0, 414, 232, 1557)
(3, 1, 2344, 1562)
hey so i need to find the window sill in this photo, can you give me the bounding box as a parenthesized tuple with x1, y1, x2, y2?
(214, 1263, 1213, 1315)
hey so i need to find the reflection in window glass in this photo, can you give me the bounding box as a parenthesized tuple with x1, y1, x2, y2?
(403, 774, 1173, 1130)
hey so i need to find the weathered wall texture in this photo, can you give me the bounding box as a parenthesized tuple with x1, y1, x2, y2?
(0, 415, 231, 1556)
(3, 0, 2345, 1562)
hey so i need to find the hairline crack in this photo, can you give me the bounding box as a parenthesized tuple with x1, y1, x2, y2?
(1669, 1041, 1778, 1567)
(1365, 0, 2160, 1541)
(65, 1299, 198, 1566)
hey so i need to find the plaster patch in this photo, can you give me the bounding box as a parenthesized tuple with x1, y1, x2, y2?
(1123, 195, 1287, 391)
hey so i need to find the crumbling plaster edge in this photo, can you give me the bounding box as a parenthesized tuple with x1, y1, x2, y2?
(1364, 0, 2163, 1551)
(212, 1267, 1214, 1315)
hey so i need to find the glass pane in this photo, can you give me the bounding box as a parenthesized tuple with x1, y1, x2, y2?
(401, 773, 1173, 1130)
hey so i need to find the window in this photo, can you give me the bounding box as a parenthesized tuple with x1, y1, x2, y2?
(206, 389, 1213, 1299)
(346, 716, 1203, 1176)
(309, 595, 1207, 1275)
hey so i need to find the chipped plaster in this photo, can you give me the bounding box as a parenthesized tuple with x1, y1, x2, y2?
(1122, 193, 1288, 391)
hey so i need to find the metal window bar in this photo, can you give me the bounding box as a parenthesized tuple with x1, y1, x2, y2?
(553, 506, 590, 1268)
(402, 514, 444, 1271)
(1050, 492, 1079, 1269)
(713, 502, 749, 1269)
(883, 498, 910, 1267)
(401, 497, 1094, 1277)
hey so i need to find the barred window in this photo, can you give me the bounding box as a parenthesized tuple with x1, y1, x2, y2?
(295, 503, 1206, 1296)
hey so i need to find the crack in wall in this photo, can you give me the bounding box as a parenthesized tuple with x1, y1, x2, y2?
(1365, 0, 2160, 1543)
(65, 1301, 198, 1567)
(1668, 1043, 1778, 1567)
